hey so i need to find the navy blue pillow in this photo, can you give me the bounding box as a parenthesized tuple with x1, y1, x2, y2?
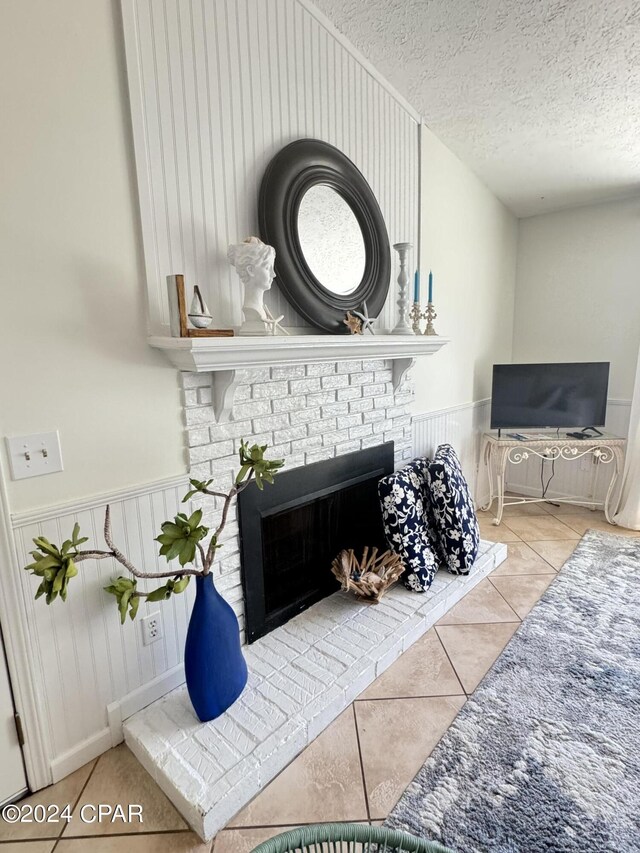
(378, 461, 439, 592)
(426, 444, 479, 575)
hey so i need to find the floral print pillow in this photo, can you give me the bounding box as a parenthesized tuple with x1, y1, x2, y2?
(378, 462, 440, 592)
(426, 444, 479, 575)
(406, 456, 448, 566)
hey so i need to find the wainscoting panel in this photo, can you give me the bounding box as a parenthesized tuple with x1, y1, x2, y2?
(122, 0, 420, 334)
(503, 399, 631, 505)
(412, 399, 491, 502)
(11, 476, 197, 777)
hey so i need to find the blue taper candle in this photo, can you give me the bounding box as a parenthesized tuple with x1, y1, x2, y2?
(414, 270, 420, 302)
(428, 270, 433, 303)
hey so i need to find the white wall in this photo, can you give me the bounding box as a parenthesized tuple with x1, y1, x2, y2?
(413, 127, 518, 413)
(513, 196, 640, 399)
(0, 0, 185, 514)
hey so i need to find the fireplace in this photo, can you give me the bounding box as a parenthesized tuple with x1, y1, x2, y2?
(238, 443, 394, 642)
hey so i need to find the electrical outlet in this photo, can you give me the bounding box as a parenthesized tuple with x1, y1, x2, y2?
(141, 611, 163, 646)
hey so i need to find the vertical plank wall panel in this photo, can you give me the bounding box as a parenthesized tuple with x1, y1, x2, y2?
(504, 400, 632, 504)
(414, 399, 631, 507)
(122, 0, 420, 333)
(12, 479, 194, 772)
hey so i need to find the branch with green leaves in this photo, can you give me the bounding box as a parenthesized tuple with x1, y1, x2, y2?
(23, 441, 284, 624)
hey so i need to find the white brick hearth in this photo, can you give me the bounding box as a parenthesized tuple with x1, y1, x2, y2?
(124, 540, 507, 840)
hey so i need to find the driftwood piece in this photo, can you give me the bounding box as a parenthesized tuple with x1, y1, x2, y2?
(331, 546, 404, 604)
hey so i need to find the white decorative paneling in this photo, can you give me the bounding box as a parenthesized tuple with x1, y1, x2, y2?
(122, 0, 420, 334)
(11, 477, 195, 775)
(413, 398, 631, 509)
(504, 399, 631, 504)
(413, 399, 491, 501)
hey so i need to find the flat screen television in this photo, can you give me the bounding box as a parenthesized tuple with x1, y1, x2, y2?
(490, 362, 609, 430)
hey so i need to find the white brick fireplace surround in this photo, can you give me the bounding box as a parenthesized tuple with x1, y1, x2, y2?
(181, 357, 414, 637)
(122, 355, 508, 840)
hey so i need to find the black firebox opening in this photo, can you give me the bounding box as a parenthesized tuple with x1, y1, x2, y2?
(238, 442, 394, 643)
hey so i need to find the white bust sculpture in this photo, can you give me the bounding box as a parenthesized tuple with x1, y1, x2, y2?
(227, 236, 276, 335)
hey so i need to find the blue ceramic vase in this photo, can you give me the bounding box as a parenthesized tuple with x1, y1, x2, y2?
(184, 573, 248, 722)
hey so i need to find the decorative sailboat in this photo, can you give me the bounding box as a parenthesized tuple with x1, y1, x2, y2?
(187, 286, 213, 329)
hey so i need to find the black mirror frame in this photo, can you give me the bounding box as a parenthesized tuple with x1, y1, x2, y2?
(258, 138, 391, 333)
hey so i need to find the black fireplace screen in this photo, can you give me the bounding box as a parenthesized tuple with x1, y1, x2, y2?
(238, 443, 394, 643)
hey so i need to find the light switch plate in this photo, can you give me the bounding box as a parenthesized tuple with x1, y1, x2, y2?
(5, 431, 64, 480)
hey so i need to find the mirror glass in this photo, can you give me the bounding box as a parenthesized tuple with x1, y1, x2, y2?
(297, 184, 366, 295)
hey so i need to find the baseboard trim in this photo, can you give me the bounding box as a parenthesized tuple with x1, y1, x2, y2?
(51, 728, 114, 784)
(107, 663, 186, 746)
(503, 482, 599, 504)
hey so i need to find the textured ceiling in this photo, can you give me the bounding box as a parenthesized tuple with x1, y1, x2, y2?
(313, 0, 640, 216)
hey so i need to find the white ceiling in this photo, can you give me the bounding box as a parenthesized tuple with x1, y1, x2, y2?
(313, 0, 640, 217)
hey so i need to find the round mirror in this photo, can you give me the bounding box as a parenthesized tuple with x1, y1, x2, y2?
(297, 184, 366, 295)
(259, 138, 391, 333)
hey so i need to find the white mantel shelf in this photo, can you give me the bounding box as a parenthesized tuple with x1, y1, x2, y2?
(149, 334, 450, 421)
(149, 333, 450, 372)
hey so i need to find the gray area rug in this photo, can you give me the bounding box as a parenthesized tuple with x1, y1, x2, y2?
(385, 530, 640, 853)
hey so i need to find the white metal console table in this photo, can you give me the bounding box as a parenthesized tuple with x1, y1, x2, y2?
(480, 432, 626, 525)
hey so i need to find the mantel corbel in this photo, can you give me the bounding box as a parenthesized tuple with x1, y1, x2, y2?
(391, 358, 415, 392)
(212, 370, 238, 423)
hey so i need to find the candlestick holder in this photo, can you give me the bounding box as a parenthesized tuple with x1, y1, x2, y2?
(409, 302, 422, 335)
(422, 301, 438, 336)
(392, 242, 413, 335)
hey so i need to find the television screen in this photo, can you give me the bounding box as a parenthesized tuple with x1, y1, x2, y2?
(490, 362, 609, 430)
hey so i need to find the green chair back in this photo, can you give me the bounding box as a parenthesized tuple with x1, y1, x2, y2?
(249, 822, 454, 852)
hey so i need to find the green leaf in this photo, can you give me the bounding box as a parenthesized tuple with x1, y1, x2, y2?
(29, 555, 60, 572)
(172, 576, 190, 594)
(33, 538, 60, 557)
(158, 522, 182, 538)
(182, 478, 213, 502)
(52, 569, 65, 593)
(146, 585, 170, 602)
(65, 559, 78, 579)
(129, 595, 140, 621)
(72, 522, 81, 544)
(104, 576, 139, 624)
(235, 464, 251, 484)
(178, 541, 196, 566)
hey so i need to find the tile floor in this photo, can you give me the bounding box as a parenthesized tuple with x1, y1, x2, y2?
(2, 503, 636, 852)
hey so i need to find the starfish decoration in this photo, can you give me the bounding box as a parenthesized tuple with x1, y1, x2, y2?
(263, 305, 289, 336)
(343, 311, 363, 335)
(352, 301, 376, 335)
